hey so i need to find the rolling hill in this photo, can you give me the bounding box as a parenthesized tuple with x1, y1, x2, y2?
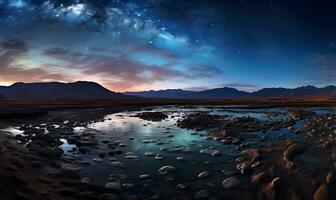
(0, 81, 130, 99)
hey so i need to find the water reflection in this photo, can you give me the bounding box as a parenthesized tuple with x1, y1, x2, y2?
(1, 127, 24, 136)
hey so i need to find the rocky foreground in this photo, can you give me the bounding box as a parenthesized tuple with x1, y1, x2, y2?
(0, 105, 335, 200)
(177, 108, 336, 200)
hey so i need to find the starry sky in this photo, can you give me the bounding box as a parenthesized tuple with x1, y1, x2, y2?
(0, 0, 336, 92)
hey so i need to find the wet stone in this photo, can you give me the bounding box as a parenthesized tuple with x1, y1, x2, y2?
(105, 182, 121, 191)
(194, 189, 210, 199)
(159, 166, 176, 173)
(198, 171, 211, 179)
(139, 174, 151, 179)
(222, 177, 241, 189)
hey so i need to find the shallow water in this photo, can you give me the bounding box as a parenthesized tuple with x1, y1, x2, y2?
(56, 106, 301, 193)
(69, 110, 237, 186)
(1, 105, 335, 198)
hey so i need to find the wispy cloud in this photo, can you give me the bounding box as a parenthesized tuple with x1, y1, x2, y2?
(41, 46, 223, 91)
(0, 39, 71, 83)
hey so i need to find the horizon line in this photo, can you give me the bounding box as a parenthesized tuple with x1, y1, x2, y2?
(1, 80, 335, 93)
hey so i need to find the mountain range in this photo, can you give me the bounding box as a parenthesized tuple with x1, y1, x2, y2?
(0, 81, 335, 99)
(125, 85, 336, 99)
(0, 81, 128, 99)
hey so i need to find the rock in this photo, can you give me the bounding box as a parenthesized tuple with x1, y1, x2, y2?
(150, 194, 160, 199)
(194, 189, 209, 199)
(139, 174, 151, 179)
(135, 112, 168, 121)
(177, 184, 187, 189)
(145, 152, 155, 157)
(62, 164, 81, 172)
(198, 171, 211, 179)
(125, 155, 139, 160)
(326, 172, 334, 184)
(262, 177, 280, 200)
(251, 172, 268, 184)
(176, 156, 187, 161)
(200, 149, 221, 157)
(249, 149, 261, 162)
(236, 162, 250, 174)
(98, 193, 119, 200)
(313, 183, 329, 200)
(291, 191, 304, 200)
(110, 161, 123, 168)
(105, 182, 121, 191)
(154, 156, 164, 160)
(93, 158, 103, 162)
(158, 166, 176, 173)
(14, 192, 30, 200)
(75, 192, 96, 199)
(80, 178, 90, 184)
(251, 161, 261, 168)
(222, 177, 241, 189)
(283, 144, 305, 170)
(122, 183, 134, 190)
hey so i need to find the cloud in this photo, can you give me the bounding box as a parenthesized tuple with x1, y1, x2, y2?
(1, 39, 28, 52)
(42, 47, 185, 91)
(0, 39, 71, 83)
(0, 1, 225, 91)
(41, 46, 223, 91)
(185, 64, 222, 78)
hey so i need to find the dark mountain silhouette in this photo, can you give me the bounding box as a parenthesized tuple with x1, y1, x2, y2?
(125, 88, 250, 99)
(125, 85, 336, 99)
(251, 85, 336, 98)
(0, 81, 130, 99)
(0, 81, 335, 100)
(125, 89, 195, 99)
(196, 87, 250, 98)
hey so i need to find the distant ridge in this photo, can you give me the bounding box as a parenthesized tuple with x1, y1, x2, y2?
(250, 85, 336, 98)
(0, 81, 131, 99)
(124, 87, 249, 99)
(0, 81, 335, 100)
(125, 85, 336, 99)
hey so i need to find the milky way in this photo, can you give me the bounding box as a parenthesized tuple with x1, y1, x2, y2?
(0, 0, 335, 91)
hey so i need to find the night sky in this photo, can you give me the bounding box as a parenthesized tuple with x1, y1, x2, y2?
(0, 0, 336, 92)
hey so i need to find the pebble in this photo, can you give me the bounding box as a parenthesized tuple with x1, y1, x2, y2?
(110, 161, 123, 168)
(177, 184, 187, 189)
(93, 158, 103, 162)
(105, 182, 121, 191)
(122, 183, 135, 190)
(159, 166, 176, 172)
(154, 155, 164, 160)
(200, 149, 221, 157)
(80, 178, 90, 184)
(176, 156, 187, 161)
(222, 177, 241, 189)
(198, 171, 211, 179)
(125, 155, 139, 160)
(145, 152, 156, 157)
(194, 189, 209, 199)
(139, 174, 151, 179)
